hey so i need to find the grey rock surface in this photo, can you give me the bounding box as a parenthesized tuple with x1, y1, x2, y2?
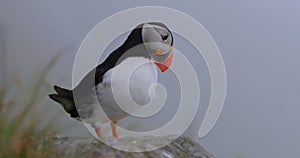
(44, 135, 215, 158)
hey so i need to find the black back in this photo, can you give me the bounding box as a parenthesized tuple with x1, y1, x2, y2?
(73, 23, 146, 93)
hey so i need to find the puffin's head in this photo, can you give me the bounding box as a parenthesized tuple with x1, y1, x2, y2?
(141, 22, 174, 72)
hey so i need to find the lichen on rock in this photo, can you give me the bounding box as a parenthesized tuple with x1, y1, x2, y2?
(43, 136, 215, 158)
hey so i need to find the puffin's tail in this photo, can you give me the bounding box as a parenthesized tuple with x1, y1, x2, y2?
(49, 85, 79, 118)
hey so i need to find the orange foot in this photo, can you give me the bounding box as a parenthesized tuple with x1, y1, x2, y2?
(95, 127, 103, 138)
(111, 122, 120, 138)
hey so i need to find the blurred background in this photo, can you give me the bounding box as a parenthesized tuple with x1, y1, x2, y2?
(0, 1, 299, 157)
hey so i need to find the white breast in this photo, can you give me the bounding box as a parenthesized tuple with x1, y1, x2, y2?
(87, 57, 158, 125)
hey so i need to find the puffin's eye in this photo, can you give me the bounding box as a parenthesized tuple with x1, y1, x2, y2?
(162, 34, 169, 41)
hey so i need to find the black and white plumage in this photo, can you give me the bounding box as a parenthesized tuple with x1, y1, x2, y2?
(49, 22, 174, 138)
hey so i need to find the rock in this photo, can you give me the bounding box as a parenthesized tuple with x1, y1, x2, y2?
(43, 136, 215, 158)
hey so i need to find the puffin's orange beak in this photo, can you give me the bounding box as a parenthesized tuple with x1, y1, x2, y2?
(153, 48, 173, 72)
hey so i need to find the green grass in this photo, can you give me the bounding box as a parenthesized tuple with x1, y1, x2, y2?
(0, 54, 62, 158)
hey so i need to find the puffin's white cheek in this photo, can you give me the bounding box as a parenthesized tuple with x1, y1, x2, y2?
(142, 24, 172, 52)
(158, 43, 171, 51)
(145, 43, 160, 51)
(145, 43, 170, 53)
(142, 26, 160, 42)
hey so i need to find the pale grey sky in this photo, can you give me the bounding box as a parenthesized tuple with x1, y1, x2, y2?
(0, 1, 300, 157)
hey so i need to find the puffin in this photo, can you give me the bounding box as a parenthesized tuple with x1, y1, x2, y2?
(49, 22, 174, 138)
